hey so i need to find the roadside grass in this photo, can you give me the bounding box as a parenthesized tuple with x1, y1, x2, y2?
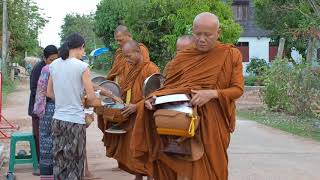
(237, 108, 320, 142)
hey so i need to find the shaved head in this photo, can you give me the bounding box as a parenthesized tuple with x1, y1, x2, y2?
(176, 35, 193, 52)
(193, 12, 220, 28)
(192, 12, 221, 52)
(123, 40, 140, 52)
(114, 25, 133, 48)
(122, 40, 142, 65)
(114, 25, 132, 36)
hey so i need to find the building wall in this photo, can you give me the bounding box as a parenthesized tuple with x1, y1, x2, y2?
(238, 37, 271, 75)
(238, 37, 270, 61)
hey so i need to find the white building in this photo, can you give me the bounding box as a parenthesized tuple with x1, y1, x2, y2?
(232, 0, 275, 75)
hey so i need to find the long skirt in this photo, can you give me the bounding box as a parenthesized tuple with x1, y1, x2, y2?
(39, 100, 55, 176)
(52, 119, 86, 180)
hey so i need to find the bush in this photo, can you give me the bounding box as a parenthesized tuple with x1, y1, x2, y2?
(262, 58, 320, 116)
(246, 58, 269, 76)
(244, 75, 257, 86)
(245, 58, 269, 86)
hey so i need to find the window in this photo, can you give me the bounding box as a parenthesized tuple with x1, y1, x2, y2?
(236, 42, 249, 62)
(232, 1, 249, 21)
(236, 42, 249, 47)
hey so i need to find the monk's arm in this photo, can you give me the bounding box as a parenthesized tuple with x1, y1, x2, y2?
(217, 48, 244, 100)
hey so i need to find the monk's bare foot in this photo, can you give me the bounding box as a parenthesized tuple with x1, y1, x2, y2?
(134, 175, 143, 180)
(147, 176, 153, 180)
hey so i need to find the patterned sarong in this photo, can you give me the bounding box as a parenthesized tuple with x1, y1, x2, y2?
(39, 100, 55, 176)
(52, 119, 86, 180)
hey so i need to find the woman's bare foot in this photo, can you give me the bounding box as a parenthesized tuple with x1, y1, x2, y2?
(84, 170, 100, 180)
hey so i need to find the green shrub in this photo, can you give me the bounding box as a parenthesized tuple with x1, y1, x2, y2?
(262, 58, 293, 111)
(287, 63, 320, 115)
(246, 58, 269, 76)
(262, 58, 320, 116)
(244, 75, 257, 86)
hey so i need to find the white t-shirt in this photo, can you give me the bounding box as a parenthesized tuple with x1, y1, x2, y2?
(49, 57, 88, 124)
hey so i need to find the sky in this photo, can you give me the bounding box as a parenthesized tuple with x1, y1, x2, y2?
(35, 0, 101, 48)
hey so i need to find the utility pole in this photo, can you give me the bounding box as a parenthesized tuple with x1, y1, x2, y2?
(2, 0, 8, 76)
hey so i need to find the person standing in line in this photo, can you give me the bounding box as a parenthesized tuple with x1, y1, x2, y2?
(33, 45, 59, 180)
(28, 45, 58, 175)
(47, 33, 99, 180)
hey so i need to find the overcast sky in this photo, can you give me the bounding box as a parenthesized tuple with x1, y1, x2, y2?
(35, 0, 101, 48)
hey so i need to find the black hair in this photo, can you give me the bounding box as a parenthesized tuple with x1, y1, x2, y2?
(43, 45, 58, 59)
(59, 33, 85, 60)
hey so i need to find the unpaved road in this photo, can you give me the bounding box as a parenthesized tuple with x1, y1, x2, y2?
(0, 79, 320, 180)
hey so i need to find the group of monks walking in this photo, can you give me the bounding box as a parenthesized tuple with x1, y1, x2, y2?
(94, 12, 244, 180)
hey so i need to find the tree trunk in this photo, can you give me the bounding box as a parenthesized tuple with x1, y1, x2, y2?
(277, 38, 285, 59)
(306, 36, 317, 62)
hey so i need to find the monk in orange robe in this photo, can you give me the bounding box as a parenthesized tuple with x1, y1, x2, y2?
(103, 40, 159, 180)
(107, 25, 151, 84)
(96, 26, 155, 180)
(131, 12, 244, 180)
(97, 25, 151, 140)
(163, 35, 194, 76)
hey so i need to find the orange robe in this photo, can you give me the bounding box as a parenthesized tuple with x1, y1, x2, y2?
(104, 60, 160, 175)
(107, 43, 151, 84)
(97, 43, 151, 137)
(131, 42, 244, 180)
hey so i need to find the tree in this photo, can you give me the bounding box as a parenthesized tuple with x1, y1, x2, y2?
(95, 0, 242, 69)
(1, 0, 47, 66)
(60, 13, 104, 55)
(254, 0, 320, 62)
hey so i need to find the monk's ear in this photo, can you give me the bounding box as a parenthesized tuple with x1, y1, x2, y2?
(217, 28, 222, 35)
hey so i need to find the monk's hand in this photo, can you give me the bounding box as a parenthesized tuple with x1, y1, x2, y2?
(121, 104, 137, 118)
(145, 96, 156, 110)
(98, 87, 124, 104)
(191, 90, 218, 106)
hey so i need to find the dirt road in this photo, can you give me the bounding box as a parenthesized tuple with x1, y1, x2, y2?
(1, 79, 320, 180)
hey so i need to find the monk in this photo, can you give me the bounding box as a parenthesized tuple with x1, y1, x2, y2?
(96, 25, 151, 161)
(103, 40, 159, 180)
(163, 35, 193, 76)
(131, 12, 244, 180)
(107, 25, 151, 84)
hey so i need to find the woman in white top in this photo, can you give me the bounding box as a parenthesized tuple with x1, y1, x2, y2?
(47, 33, 96, 180)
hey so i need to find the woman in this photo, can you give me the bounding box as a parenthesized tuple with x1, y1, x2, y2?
(47, 33, 99, 180)
(33, 45, 59, 179)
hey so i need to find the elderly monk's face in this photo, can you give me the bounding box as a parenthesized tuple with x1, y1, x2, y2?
(192, 19, 220, 52)
(123, 46, 142, 66)
(115, 32, 132, 48)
